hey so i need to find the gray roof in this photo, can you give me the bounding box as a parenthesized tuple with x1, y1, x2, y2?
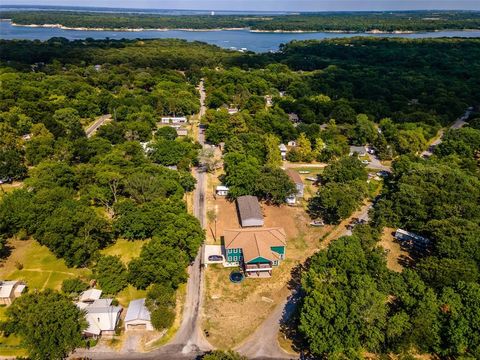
(236, 196, 263, 222)
(350, 145, 366, 154)
(125, 298, 151, 322)
(90, 298, 112, 308)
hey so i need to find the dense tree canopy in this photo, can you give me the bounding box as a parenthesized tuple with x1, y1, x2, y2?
(0, 290, 87, 360)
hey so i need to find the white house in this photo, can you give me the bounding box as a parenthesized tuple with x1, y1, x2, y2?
(161, 116, 187, 124)
(0, 281, 26, 306)
(285, 169, 304, 205)
(124, 298, 154, 331)
(215, 185, 229, 196)
(77, 298, 122, 339)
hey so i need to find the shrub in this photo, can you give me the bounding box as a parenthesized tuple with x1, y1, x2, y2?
(62, 278, 89, 295)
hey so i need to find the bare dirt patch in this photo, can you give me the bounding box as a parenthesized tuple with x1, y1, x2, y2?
(378, 227, 411, 272)
(202, 201, 330, 349)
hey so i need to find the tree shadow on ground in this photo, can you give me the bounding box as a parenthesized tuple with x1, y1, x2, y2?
(279, 258, 316, 358)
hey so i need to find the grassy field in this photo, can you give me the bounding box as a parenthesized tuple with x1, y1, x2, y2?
(202, 204, 330, 349)
(0, 306, 26, 357)
(0, 239, 91, 291)
(0, 182, 23, 199)
(0, 239, 91, 357)
(100, 238, 146, 264)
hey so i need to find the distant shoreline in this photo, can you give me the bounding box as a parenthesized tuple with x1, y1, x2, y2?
(3, 20, 451, 34)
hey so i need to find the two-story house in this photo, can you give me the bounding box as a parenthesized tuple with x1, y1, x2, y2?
(224, 227, 287, 278)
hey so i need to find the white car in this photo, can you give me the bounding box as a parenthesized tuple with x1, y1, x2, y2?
(362, 160, 369, 165)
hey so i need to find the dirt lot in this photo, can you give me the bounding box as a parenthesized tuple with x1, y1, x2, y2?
(378, 227, 411, 272)
(202, 195, 331, 349)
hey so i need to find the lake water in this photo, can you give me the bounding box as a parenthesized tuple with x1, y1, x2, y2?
(1, 20, 480, 53)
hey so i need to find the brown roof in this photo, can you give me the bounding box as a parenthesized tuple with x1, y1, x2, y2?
(286, 169, 303, 185)
(224, 228, 287, 263)
(236, 195, 263, 222)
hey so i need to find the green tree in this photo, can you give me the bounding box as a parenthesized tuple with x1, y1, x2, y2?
(61, 278, 89, 295)
(128, 240, 188, 289)
(94, 255, 128, 294)
(0, 290, 87, 360)
(322, 156, 368, 184)
(264, 134, 282, 168)
(308, 180, 367, 224)
(202, 350, 248, 360)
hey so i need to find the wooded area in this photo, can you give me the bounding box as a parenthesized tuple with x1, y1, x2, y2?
(0, 36, 479, 359)
(2, 10, 480, 32)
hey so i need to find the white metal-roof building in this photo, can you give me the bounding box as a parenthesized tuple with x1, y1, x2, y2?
(124, 298, 154, 331)
(161, 116, 187, 124)
(0, 280, 25, 306)
(77, 298, 122, 339)
(79, 289, 102, 303)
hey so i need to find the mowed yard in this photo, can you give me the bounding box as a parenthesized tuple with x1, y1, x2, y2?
(0, 239, 91, 291)
(202, 197, 331, 349)
(0, 239, 91, 356)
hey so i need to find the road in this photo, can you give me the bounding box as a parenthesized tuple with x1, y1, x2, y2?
(421, 108, 472, 157)
(85, 114, 112, 138)
(285, 160, 390, 172)
(71, 83, 211, 360)
(236, 294, 299, 360)
(235, 200, 373, 360)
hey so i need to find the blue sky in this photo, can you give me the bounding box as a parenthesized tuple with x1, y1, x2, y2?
(4, 1, 480, 11)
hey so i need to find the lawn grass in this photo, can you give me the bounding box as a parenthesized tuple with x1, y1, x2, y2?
(116, 285, 147, 308)
(100, 238, 147, 264)
(0, 239, 91, 292)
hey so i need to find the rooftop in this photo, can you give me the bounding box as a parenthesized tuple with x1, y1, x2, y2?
(286, 169, 303, 185)
(236, 195, 263, 223)
(224, 228, 287, 263)
(125, 298, 151, 323)
(79, 289, 102, 302)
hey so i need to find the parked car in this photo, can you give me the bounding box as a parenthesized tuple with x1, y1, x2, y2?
(0, 177, 13, 184)
(208, 255, 223, 262)
(306, 177, 317, 182)
(376, 170, 390, 178)
(298, 170, 310, 174)
(361, 160, 369, 165)
(309, 220, 325, 227)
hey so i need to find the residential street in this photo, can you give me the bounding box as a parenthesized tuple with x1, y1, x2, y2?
(421, 108, 472, 157)
(71, 82, 211, 360)
(85, 114, 111, 138)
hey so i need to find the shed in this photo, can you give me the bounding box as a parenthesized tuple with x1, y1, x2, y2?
(125, 298, 153, 331)
(236, 195, 264, 227)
